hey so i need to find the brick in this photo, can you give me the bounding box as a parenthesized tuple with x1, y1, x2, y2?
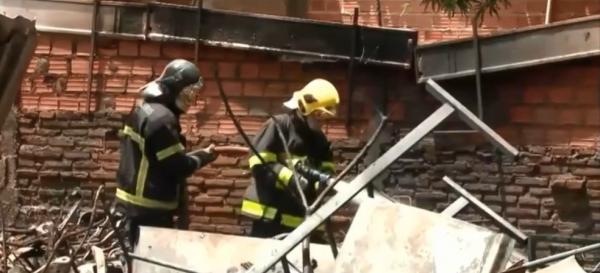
(207, 188, 229, 196)
(234, 179, 251, 188)
(221, 169, 250, 177)
(70, 120, 95, 128)
(259, 63, 281, 79)
(504, 185, 525, 194)
(17, 168, 38, 178)
(515, 177, 549, 186)
(509, 106, 533, 123)
(62, 129, 88, 136)
(229, 189, 246, 197)
(216, 225, 245, 235)
(73, 160, 101, 170)
(41, 120, 70, 129)
(23, 135, 48, 145)
(519, 196, 540, 206)
(534, 107, 558, 125)
(193, 195, 223, 205)
(64, 151, 91, 160)
(90, 170, 115, 180)
(529, 187, 552, 196)
(205, 179, 234, 188)
(239, 63, 259, 79)
(77, 139, 104, 148)
(118, 41, 139, 56)
(522, 86, 545, 103)
(43, 160, 72, 170)
(464, 183, 497, 193)
(211, 217, 238, 225)
(198, 167, 220, 176)
(18, 159, 35, 168)
(189, 224, 216, 232)
(49, 136, 75, 147)
(40, 170, 60, 178)
(573, 167, 600, 176)
(540, 165, 563, 174)
(518, 219, 554, 228)
(222, 81, 243, 96)
(548, 87, 573, 104)
(225, 197, 243, 206)
(51, 37, 73, 55)
(242, 81, 265, 97)
(483, 195, 517, 203)
(506, 207, 538, 218)
(189, 216, 210, 223)
(211, 156, 238, 167)
(139, 42, 161, 58)
(217, 62, 237, 79)
(204, 206, 234, 215)
(34, 147, 63, 159)
(556, 109, 582, 125)
(585, 109, 600, 125)
(415, 191, 447, 201)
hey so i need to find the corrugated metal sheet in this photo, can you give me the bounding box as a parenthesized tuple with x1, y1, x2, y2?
(0, 14, 37, 127)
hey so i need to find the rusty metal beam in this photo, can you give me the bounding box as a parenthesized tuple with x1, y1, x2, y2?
(416, 15, 600, 82)
(3, 0, 417, 68)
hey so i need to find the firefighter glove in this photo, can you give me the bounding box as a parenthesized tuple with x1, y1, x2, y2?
(295, 162, 331, 185)
(189, 144, 217, 168)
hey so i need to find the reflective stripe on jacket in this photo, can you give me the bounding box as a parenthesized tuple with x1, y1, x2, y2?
(116, 102, 199, 211)
(241, 111, 335, 227)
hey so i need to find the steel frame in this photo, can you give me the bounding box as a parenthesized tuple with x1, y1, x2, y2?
(415, 15, 600, 82)
(2, 0, 417, 68)
(246, 79, 520, 273)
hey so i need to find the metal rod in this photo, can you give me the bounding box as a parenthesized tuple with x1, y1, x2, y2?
(1, 202, 7, 272)
(442, 176, 528, 244)
(545, 0, 553, 24)
(99, 193, 131, 271)
(86, 0, 99, 116)
(324, 220, 338, 258)
(246, 103, 455, 273)
(194, 0, 203, 63)
(129, 252, 204, 273)
(523, 243, 600, 269)
(425, 80, 519, 156)
(471, 17, 484, 120)
(309, 114, 388, 211)
(345, 8, 359, 130)
(302, 239, 312, 273)
(73, 185, 104, 256)
(40, 201, 82, 273)
(143, 4, 151, 40)
(376, 0, 383, 26)
(441, 197, 469, 216)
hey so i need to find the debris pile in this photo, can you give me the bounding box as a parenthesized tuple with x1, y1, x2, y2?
(0, 186, 126, 273)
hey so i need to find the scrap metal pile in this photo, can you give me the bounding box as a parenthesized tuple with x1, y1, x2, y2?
(0, 186, 127, 273)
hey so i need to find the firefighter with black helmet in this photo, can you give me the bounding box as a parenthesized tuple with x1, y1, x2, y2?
(114, 59, 217, 248)
(241, 78, 339, 238)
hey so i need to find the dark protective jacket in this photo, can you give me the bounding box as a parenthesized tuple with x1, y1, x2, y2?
(241, 111, 335, 229)
(116, 101, 199, 214)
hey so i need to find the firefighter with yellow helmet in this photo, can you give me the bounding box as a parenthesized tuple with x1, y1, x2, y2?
(241, 78, 339, 238)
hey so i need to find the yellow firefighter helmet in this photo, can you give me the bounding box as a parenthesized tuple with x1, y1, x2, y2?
(283, 79, 340, 116)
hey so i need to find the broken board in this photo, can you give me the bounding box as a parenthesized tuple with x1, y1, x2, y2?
(133, 226, 336, 273)
(334, 200, 515, 273)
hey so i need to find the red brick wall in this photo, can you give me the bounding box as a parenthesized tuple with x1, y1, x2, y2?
(14, 33, 405, 235)
(308, 0, 600, 43)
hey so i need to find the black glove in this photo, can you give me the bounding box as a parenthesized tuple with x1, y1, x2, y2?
(295, 162, 331, 185)
(188, 144, 217, 168)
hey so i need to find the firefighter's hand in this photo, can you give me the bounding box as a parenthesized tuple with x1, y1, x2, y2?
(295, 163, 331, 185)
(189, 144, 217, 167)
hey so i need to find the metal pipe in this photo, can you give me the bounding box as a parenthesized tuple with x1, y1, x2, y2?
(194, 0, 203, 63)
(345, 8, 359, 131)
(86, 0, 99, 116)
(442, 176, 528, 244)
(73, 185, 104, 257)
(522, 243, 600, 269)
(1, 203, 7, 272)
(471, 17, 484, 120)
(376, 0, 383, 26)
(99, 193, 131, 271)
(545, 0, 553, 24)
